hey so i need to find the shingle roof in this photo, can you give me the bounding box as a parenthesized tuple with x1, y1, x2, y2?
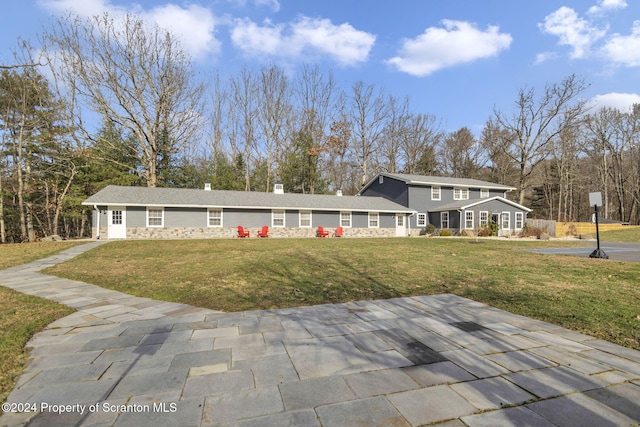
(368, 173, 516, 191)
(83, 185, 416, 213)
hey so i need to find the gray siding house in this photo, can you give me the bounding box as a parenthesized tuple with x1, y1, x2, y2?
(83, 184, 416, 240)
(358, 173, 531, 236)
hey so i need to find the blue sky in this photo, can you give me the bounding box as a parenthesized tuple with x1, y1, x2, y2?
(2, 0, 640, 135)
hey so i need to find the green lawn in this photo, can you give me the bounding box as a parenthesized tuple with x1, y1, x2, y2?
(599, 226, 640, 243)
(0, 241, 83, 270)
(0, 242, 79, 405)
(45, 237, 640, 351)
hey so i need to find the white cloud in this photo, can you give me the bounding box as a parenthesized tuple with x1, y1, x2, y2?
(602, 21, 640, 66)
(230, 16, 376, 66)
(589, 92, 640, 111)
(385, 20, 512, 77)
(38, 0, 220, 58)
(588, 0, 628, 15)
(539, 7, 606, 59)
(143, 4, 220, 58)
(535, 51, 559, 64)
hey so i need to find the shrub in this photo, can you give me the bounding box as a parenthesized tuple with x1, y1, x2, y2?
(425, 224, 437, 235)
(477, 227, 493, 237)
(439, 229, 453, 237)
(488, 219, 499, 236)
(520, 224, 544, 238)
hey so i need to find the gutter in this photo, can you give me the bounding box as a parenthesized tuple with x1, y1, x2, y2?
(94, 205, 100, 239)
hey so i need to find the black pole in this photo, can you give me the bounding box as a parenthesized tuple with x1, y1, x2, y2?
(589, 204, 608, 259)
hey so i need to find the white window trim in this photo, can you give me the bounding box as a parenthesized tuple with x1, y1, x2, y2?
(501, 212, 510, 230)
(272, 210, 285, 228)
(431, 186, 441, 201)
(299, 210, 312, 228)
(453, 187, 469, 200)
(480, 188, 489, 198)
(340, 211, 352, 228)
(515, 212, 524, 230)
(368, 212, 379, 228)
(417, 213, 427, 227)
(208, 208, 223, 228)
(147, 207, 164, 228)
(465, 211, 474, 229)
(441, 211, 449, 229)
(479, 211, 489, 227)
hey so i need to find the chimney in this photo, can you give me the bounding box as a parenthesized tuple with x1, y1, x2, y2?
(273, 181, 284, 194)
(336, 189, 342, 197)
(204, 183, 211, 191)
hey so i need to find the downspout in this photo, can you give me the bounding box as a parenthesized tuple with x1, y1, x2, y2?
(94, 205, 100, 240)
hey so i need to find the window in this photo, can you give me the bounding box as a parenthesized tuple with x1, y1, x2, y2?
(417, 213, 427, 227)
(465, 211, 474, 229)
(431, 186, 441, 201)
(453, 188, 469, 200)
(272, 210, 285, 227)
(208, 209, 222, 227)
(368, 212, 379, 228)
(479, 211, 489, 227)
(147, 208, 163, 227)
(480, 188, 489, 198)
(501, 212, 510, 230)
(112, 210, 122, 225)
(515, 212, 524, 230)
(299, 211, 312, 228)
(441, 212, 449, 229)
(340, 211, 352, 228)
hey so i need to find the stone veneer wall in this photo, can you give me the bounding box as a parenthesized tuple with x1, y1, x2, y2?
(94, 226, 397, 239)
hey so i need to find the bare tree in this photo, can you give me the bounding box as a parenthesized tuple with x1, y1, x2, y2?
(257, 65, 292, 191)
(42, 12, 205, 187)
(480, 118, 519, 186)
(380, 95, 410, 173)
(440, 127, 485, 178)
(492, 74, 589, 205)
(229, 67, 258, 191)
(400, 113, 442, 175)
(348, 81, 389, 185)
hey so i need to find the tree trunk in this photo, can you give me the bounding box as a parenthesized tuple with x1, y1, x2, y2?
(0, 173, 5, 243)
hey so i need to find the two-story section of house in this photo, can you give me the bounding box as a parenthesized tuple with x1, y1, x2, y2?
(358, 173, 532, 236)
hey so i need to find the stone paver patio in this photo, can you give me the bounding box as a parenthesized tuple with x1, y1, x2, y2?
(0, 241, 639, 426)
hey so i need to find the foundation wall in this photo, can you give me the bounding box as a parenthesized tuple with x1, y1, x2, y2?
(93, 226, 398, 240)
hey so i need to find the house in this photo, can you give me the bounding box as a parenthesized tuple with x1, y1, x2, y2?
(358, 173, 531, 236)
(82, 182, 416, 240)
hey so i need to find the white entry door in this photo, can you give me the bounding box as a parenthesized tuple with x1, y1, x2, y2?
(108, 206, 126, 239)
(396, 214, 406, 237)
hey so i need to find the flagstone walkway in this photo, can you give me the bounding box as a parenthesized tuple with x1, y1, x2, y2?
(1, 241, 639, 426)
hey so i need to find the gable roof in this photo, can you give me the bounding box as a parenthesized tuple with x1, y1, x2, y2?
(359, 172, 516, 193)
(427, 196, 532, 213)
(83, 185, 416, 214)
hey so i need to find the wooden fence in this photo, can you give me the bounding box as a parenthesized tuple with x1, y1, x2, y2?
(526, 219, 636, 237)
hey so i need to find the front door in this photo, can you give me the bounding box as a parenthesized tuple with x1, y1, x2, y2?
(108, 206, 126, 239)
(396, 214, 406, 237)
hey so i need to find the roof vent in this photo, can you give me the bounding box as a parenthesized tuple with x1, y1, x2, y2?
(336, 189, 342, 197)
(274, 181, 284, 194)
(204, 183, 211, 191)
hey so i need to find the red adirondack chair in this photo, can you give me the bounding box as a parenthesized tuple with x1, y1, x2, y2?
(237, 225, 250, 238)
(317, 226, 329, 238)
(257, 225, 269, 238)
(334, 226, 344, 237)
